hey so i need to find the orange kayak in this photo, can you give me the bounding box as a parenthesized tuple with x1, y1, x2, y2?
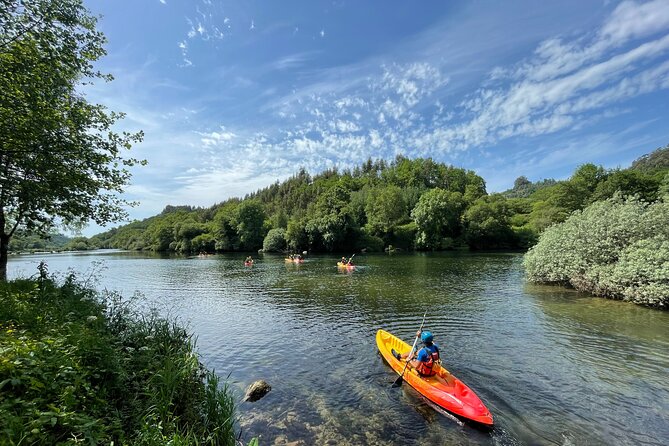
(376, 329, 493, 426)
(337, 262, 355, 269)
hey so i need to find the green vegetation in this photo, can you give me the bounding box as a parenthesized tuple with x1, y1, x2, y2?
(0, 266, 239, 445)
(522, 145, 669, 309)
(0, 0, 143, 280)
(630, 144, 669, 172)
(524, 195, 669, 309)
(8, 232, 72, 253)
(85, 147, 668, 256)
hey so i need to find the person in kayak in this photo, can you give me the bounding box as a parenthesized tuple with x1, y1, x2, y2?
(392, 330, 440, 376)
(245, 256, 253, 264)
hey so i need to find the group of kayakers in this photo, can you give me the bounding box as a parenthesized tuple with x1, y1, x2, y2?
(239, 253, 489, 424)
(245, 253, 357, 267)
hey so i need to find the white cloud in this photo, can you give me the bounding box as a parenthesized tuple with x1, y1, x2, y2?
(198, 128, 237, 147)
(600, 0, 669, 45)
(432, 1, 669, 153)
(329, 119, 361, 133)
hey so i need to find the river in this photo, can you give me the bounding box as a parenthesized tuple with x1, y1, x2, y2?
(8, 250, 669, 445)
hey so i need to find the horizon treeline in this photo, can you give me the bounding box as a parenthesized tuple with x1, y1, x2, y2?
(38, 145, 669, 254)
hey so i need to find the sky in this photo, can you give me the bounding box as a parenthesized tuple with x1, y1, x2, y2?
(81, 0, 669, 236)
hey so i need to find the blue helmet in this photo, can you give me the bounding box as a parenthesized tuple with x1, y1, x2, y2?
(421, 331, 433, 343)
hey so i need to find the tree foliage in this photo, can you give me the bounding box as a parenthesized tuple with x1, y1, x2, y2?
(463, 194, 516, 249)
(77, 146, 669, 256)
(524, 195, 669, 308)
(630, 144, 669, 172)
(411, 188, 464, 250)
(0, 0, 143, 279)
(262, 228, 286, 252)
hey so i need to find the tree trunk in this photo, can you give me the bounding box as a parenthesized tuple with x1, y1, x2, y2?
(0, 233, 8, 282)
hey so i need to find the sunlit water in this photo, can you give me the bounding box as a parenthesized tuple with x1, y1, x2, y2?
(8, 251, 669, 445)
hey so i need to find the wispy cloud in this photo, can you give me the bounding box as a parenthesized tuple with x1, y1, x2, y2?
(85, 0, 669, 235)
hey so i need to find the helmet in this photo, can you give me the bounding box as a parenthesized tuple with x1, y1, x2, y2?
(421, 331, 433, 343)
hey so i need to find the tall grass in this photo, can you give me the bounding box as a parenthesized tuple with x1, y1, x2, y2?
(0, 266, 241, 445)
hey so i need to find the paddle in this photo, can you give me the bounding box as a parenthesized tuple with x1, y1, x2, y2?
(392, 311, 427, 387)
(348, 253, 355, 264)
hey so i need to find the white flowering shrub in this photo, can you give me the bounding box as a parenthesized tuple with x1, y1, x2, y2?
(524, 195, 669, 308)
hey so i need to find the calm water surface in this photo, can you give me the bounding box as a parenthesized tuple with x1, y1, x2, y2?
(9, 251, 669, 445)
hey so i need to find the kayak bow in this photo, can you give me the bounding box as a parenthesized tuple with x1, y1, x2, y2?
(376, 329, 493, 426)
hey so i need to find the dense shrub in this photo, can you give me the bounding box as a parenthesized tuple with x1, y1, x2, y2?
(353, 230, 385, 252)
(263, 228, 287, 252)
(0, 270, 240, 445)
(524, 195, 669, 308)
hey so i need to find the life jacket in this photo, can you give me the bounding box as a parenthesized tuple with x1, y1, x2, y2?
(416, 345, 440, 376)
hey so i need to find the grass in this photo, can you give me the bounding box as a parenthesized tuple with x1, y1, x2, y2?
(0, 264, 242, 445)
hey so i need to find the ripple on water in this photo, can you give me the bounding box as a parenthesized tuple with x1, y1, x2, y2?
(7, 252, 669, 446)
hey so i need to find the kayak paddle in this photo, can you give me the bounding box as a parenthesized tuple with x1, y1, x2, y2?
(392, 311, 427, 388)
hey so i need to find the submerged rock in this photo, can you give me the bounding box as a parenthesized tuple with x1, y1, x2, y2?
(244, 380, 272, 402)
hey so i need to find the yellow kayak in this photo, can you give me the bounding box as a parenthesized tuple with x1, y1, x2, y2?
(376, 329, 493, 426)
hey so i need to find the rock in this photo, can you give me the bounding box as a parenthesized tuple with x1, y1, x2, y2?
(244, 380, 272, 402)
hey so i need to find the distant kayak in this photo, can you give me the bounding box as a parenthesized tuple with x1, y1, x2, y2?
(244, 261, 253, 267)
(376, 329, 493, 427)
(337, 262, 355, 269)
(285, 258, 304, 264)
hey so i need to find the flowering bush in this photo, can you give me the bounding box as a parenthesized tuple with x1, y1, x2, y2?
(523, 195, 669, 308)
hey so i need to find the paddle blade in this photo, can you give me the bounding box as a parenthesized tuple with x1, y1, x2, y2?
(391, 375, 403, 387)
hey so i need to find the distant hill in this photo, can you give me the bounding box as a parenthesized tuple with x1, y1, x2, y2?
(12, 143, 669, 255)
(9, 232, 72, 253)
(501, 176, 558, 198)
(630, 144, 669, 172)
(501, 143, 669, 197)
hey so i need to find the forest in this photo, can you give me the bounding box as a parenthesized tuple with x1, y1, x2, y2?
(74, 145, 669, 255)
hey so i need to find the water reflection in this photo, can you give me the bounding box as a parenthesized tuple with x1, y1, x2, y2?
(8, 251, 669, 445)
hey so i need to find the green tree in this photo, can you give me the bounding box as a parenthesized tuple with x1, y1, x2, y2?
(365, 185, 407, 238)
(659, 172, 669, 199)
(213, 201, 240, 251)
(463, 194, 515, 249)
(285, 216, 308, 252)
(235, 200, 266, 250)
(306, 185, 355, 251)
(263, 228, 286, 252)
(411, 188, 465, 250)
(0, 0, 143, 279)
(590, 169, 660, 203)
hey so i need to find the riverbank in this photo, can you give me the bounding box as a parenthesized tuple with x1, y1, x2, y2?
(0, 267, 239, 445)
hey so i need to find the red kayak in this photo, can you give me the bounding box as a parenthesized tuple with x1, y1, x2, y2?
(376, 329, 493, 426)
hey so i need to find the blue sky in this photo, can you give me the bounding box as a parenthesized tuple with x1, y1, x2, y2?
(82, 0, 669, 235)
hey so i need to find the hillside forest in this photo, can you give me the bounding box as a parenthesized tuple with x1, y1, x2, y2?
(13, 145, 669, 255)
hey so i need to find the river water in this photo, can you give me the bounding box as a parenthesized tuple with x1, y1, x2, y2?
(8, 251, 669, 445)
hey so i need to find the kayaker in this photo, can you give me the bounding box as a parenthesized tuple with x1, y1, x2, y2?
(245, 256, 253, 264)
(392, 330, 440, 376)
